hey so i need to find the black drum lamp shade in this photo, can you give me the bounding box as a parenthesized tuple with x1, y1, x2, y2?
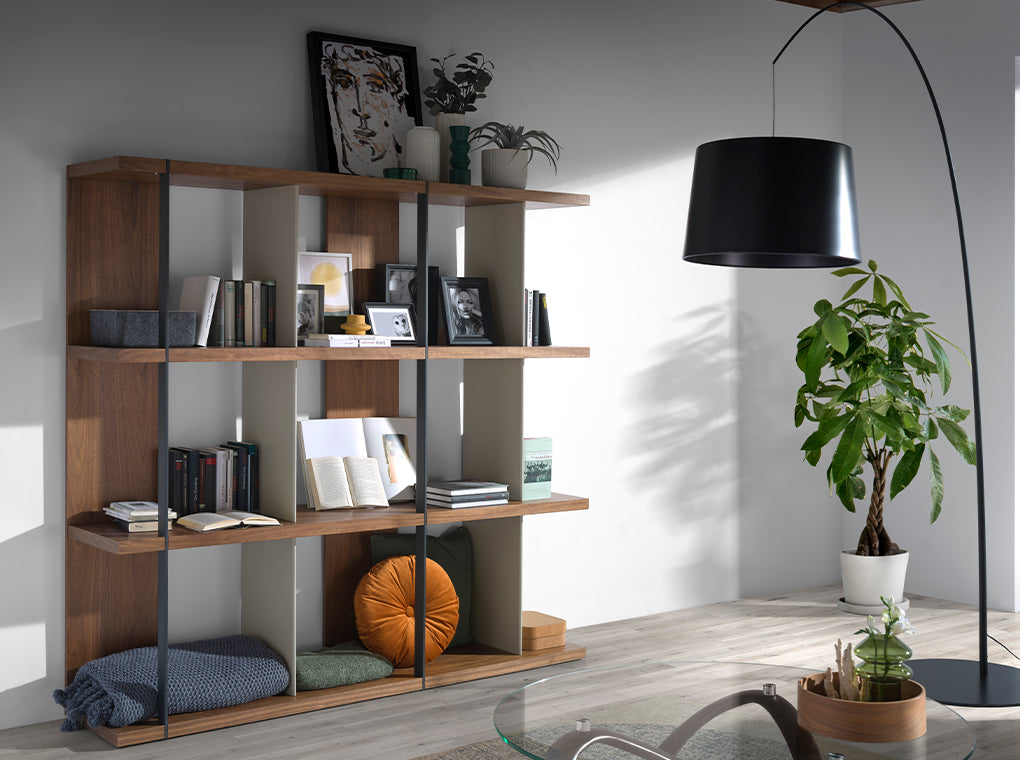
(683, 136, 861, 268)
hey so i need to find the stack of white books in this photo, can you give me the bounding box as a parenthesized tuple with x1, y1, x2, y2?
(104, 501, 177, 533)
(425, 480, 510, 509)
(301, 333, 392, 347)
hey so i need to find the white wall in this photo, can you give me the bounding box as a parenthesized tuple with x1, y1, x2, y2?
(841, 0, 1018, 612)
(0, 0, 857, 731)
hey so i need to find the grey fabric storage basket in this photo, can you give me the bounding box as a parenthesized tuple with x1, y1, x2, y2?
(90, 309, 196, 347)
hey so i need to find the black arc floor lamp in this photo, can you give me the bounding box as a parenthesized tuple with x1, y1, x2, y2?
(683, 1, 1020, 707)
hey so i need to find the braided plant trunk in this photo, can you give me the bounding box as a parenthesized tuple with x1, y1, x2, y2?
(856, 450, 902, 556)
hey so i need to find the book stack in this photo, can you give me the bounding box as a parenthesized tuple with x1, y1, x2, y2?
(180, 275, 277, 348)
(425, 480, 510, 509)
(301, 333, 392, 347)
(169, 441, 259, 516)
(105, 501, 177, 532)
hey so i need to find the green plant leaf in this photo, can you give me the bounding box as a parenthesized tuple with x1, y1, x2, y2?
(813, 299, 832, 318)
(801, 414, 851, 450)
(935, 418, 976, 465)
(822, 312, 849, 355)
(794, 403, 806, 427)
(840, 277, 869, 300)
(804, 331, 827, 392)
(831, 416, 867, 484)
(872, 276, 888, 306)
(835, 477, 856, 511)
(868, 259, 878, 272)
(890, 444, 924, 499)
(833, 267, 869, 277)
(924, 330, 951, 393)
(805, 448, 821, 466)
(929, 449, 943, 523)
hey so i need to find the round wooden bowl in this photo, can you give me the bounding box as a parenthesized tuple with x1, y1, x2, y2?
(797, 672, 926, 743)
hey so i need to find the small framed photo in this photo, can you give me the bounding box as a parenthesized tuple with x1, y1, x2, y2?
(440, 277, 495, 346)
(307, 31, 422, 176)
(298, 252, 353, 331)
(381, 263, 441, 344)
(296, 284, 325, 341)
(364, 302, 417, 344)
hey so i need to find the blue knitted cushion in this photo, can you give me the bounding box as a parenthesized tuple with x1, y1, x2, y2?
(53, 634, 289, 730)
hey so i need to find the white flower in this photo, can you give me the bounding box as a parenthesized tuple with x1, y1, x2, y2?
(889, 612, 916, 637)
(864, 614, 883, 635)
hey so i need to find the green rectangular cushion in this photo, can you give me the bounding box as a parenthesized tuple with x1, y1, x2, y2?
(370, 526, 472, 647)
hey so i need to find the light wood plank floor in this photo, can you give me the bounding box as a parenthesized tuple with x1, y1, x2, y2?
(2, 586, 1017, 759)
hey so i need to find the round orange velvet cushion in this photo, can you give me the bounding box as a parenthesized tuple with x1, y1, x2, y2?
(354, 555, 459, 668)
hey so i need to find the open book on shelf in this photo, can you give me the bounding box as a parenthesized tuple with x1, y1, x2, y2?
(305, 456, 388, 510)
(177, 510, 280, 532)
(298, 417, 416, 503)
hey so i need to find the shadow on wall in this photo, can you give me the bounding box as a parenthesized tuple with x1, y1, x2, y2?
(629, 303, 738, 527)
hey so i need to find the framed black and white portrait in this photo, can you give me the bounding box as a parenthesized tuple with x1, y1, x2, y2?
(440, 277, 495, 346)
(380, 263, 440, 344)
(364, 302, 417, 344)
(307, 32, 422, 176)
(296, 284, 325, 341)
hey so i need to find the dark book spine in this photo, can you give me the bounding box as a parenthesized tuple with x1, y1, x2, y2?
(531, 290, 541, 346)
(169, 448, 185, 514)
(202, 451, 217, 512)
(224, 443, 249, 511)
(538, 292, 552, 346)
(250, 447, 259, 512)
(209, 280, 225, 347)
(180, 448, 200, 514)
(234, 280, 245, 347)
(266, 280, 276, 347)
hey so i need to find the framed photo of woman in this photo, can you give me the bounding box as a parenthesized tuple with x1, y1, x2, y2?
(296, 284, 325, 342)
(440, 277, 495, 345)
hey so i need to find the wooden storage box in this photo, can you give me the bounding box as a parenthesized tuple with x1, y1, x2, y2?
(522, 611, 566, 650)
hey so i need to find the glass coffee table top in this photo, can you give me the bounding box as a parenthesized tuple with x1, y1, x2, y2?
(494, 661, 975, 760)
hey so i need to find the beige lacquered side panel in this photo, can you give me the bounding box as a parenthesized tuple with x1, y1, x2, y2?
(463, 359, 524, 500)
(242, 540, 297, 695)
(468, 517, 523, 655)
(464, 203, 526, 346)
(244, 185, 299, 347)
(242, 361, 297, 522)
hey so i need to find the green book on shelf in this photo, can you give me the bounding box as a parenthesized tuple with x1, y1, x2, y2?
(522, 437, 552, 501)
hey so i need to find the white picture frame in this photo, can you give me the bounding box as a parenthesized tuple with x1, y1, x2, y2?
(298, 252, 353, 318)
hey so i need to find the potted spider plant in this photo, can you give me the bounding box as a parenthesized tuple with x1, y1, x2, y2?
(423, 52, 494, 181)
(794, 260, 975, 610)
(468, 122, 562, 190)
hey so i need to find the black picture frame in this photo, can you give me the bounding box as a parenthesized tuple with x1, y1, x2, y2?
(364, 302, 417, 344)
(440, 277, 496, 346)
(307, 31, 422, 176)
(296, 283, 325, 341)
(380, 263, 440, 344)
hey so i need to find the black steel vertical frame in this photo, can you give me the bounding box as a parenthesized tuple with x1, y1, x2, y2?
(413, 189, 429, 679)
(157, 164, 170, 735)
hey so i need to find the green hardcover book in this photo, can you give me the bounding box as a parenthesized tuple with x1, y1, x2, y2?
(522, 437, 552, 501)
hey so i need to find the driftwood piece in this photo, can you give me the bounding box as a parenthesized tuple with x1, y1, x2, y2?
(822, 639, 862, 701)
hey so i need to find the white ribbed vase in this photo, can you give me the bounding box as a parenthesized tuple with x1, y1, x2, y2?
(403, 126, 440, 181)
(481, 148, 529, 189)
(435, 112, 467, 182)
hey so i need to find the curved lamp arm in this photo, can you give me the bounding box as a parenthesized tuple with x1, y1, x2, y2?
(774, 0, 987, 674)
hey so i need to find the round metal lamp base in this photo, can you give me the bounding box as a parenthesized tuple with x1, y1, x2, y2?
(909, 659, 1020, 707)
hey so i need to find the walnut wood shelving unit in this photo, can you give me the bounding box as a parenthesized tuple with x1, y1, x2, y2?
(65, 156, 590, 747)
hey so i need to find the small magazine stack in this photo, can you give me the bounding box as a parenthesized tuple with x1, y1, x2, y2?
(425, 480, 509, 509)
(104, 501, 177, 532)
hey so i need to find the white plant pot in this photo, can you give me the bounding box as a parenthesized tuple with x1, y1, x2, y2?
(481, 148, 528, 189)
(403, 126, 440, 182)
(839, 550, 909, 613)
(434, 112, 466, 182)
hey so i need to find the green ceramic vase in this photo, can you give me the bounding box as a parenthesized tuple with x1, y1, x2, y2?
(854, 633, 913, 702)
(448, 125, 471, 185)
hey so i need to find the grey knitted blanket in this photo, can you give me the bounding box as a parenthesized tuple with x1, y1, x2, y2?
(53, 634, 289, 730)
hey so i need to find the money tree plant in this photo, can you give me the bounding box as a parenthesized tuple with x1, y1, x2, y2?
(794, 260, 976, 556)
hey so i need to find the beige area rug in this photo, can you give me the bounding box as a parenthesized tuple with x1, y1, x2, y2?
(413, 737, 519, 760)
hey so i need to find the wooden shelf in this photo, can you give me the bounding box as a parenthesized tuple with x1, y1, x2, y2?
(89, 672, 423, 748)
(67, 155, 589, 209)
(67, 504, 425, 555)
(422, 641, 587, 689)
(67, 344, 589, 363)
(427, 493, 588, 526)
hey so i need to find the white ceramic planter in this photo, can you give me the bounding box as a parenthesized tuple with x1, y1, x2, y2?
(481, 148, 529, 189)
(403, 126, 440, 181)
(840, 549, 909, 610)
(434, 112, 466, 182)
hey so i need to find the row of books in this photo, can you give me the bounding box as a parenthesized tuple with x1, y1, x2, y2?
(169, 441, 260, 516)
(523, 289, 552, 347)
(425, 480, 509, 509)
(180, 275, 277, 348)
